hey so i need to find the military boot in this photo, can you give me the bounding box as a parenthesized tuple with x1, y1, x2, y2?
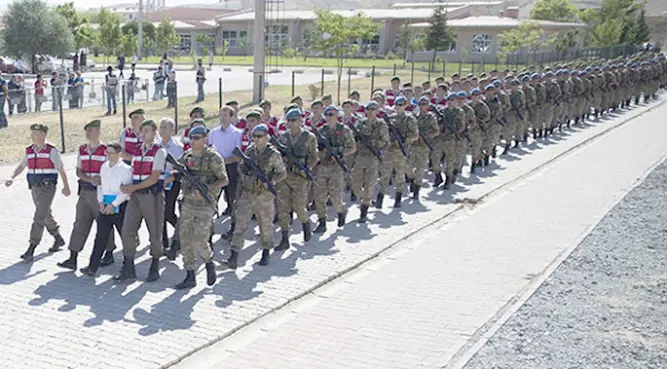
(49, 233, 65, 252)
(522, 132, 528, 143)
(358, 204, 369, 223)
(412, 186, 420, 201)
(443, 175, 451, 189)
(205, 261, 216, 286)
(492, 146, 497, 158)
(259, 249, 270, 266)
(533, 130, 538, 140)
(302, 222, 312, 242)
(393, 192, 402, 208)
(502, 143, 510, 155)
(373, 193, 384, 209)
(175, 270, 196, 289)
(275, 231, 290, 251)
(635, 97, 640, 105)
(226, 250, 239, 269)
(484, 155, 490, 167)
(114, 259, 136, 282)
(20, 243, 37, 262)
(166, 239, 181, 261)
(221, 221, 235, 242)
(99, 250, 115, 267)
(470, 162, 476, 174)
(313, 218, 327, 233)
(146, 258, 160, 282)
(350, 192, 357, 202)
(337, 212, 346, 227)
(513, 139, 520, 148)
(566, 120, 571, 129)
(433, 172, 443, 187)
(57, 250, 78, 271)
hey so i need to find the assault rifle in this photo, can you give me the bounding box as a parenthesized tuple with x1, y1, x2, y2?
(347, 122, 383, 162)
(432, 105, 462, 141)
(314, 129, 349, 173)
(166, 153, 218, 214)
(233, 147, 279, 198)
(269, 136, 315, 182)
(382, 114, 408, 157)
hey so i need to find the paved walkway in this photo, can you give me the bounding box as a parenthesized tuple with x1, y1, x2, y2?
(174, 100, 667, 369)
(0, 98, 663, 369)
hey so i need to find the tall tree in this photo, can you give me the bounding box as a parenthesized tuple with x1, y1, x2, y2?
(98, 8, 122, 62)
(530, 0, 578, 22)
(2, 0, 73, 73)
(424, 5, 455, 52)
(121, 20, 156, 42)
(74, 23, 99, 50)
(396, 23, 425, 61)
(55, 2, 83, 36)
(155, 17, 179, 56)
(633, 9, 651, 44)
(120, 33, 137, 57)
(579, 0, 643, 47)
(313, 9, 378, 103)
(498, 21, 551, 58)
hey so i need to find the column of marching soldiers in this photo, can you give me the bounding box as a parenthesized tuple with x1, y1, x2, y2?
(6, 51, 666, 289)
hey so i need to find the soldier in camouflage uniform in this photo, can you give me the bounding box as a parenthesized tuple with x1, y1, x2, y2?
(377, 96, 418, 209)
(495, 80, 512, 154)
(570, 70, 584, 125)
(407, 96, 439, 199)
(521, 75, 536, 140)
(555, 70, 568, 130)
(531, 73, 546, 138)
(482, 84, 502, 164)
(544, 71, 561, 135)
(175, 125, 229, 289)
(592, 68, 604, 117)
(275, 108, 319, 250)
(508, 79, 526, 147)
(456, 91, 475, 175)
(351, 101, 389, 223)
(229, 124, 286, 268)
(581, 69, 593, 122)
(313, 105, 356, 233)
(469, 88, 490, 173)
(440, 93, 466, 188)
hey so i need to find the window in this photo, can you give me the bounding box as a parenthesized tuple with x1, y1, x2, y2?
(222, 30, 238, 48)
(240, 31, 247, 39)
(265, 25, 290, 49)
(472, 34, 492, 53)
(178, 34, 191, 52)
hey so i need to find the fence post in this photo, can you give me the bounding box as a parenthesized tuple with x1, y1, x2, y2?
(57, 88, 65, 153)
(321, 68, 325, 96)
(393, 63, 397, 75)
(427, 62, 432, 82)
(218, 77, 223, 109)
(291, 70, 295, 97)
(259, 74, 263, 102)
(347, 67, 351, 96)
(410, 61, 415, 85)
(122, 84, 127, 128)
(174, 81, 179, 132)
(442, 61, 446, 76)
(471, 60, 475, 74)
(145, 79, 149, 102)
(370, 65, 376, 96)
(458, 60, 462, 75)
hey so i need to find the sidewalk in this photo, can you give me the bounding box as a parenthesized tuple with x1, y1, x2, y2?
(174, 100, 667, 369)
(0, 98, 663, 369)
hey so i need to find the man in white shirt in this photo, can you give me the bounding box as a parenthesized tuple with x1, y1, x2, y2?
(158, 117, 184, 259)
(80, 143, 133, 276)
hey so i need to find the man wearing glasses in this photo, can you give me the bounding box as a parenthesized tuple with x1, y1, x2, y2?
(79, 143, 133, 276)
(350, 101, 389, 223)
(274, 108, 319, 251)
(228, 124, 286, 269)
(377, 96, 418, 209)
(407, 97, 439, 200)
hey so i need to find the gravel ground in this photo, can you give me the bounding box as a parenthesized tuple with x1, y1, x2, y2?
(462, 161, 667, 369)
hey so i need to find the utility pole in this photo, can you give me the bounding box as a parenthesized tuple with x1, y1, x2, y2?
(252, 0, 265, 103)
(137, 0, 143, 59)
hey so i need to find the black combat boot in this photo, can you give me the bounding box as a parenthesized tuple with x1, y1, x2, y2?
(221, 221, 235, 242)
(114, 259, 136, 281)
(57, 250, 78, 270)
(275, 231, 290, 251)
(394, 192, 402, 208)
(175, 270, 196, 289)
(302, 222, 312, 242)
(502, 143, 510, 155)
(314, 217, 327, 233)
(226, 250, 239, 269)
(453, 168, 459, 176)
(566, 120, 571, 129)
(635, 97, 640, 105)
(492, 146, 497, 158)
(166, 239, 181, 261)
(513, 140, 520, 148)
(443, 175, 451, 189)
(20, 243, 37, 262)
(412, 186, 420, 201)
(523, 132, 528, 143)
(470, 162, 476, 174)
(533, 131, 538, 140)
(100, 250, 115, 267)
(574, 117, 579, 125)
(259, 249, 270, 266)
(358, 204, 369, 223)
(146, 258, 160, 282)
(337, 212, 346, 227)
(350, 192, 357, 202)
(538, 129, 543, 138)
(434, 172, 443, 187)
(49, 233, 65, 252)
(205, 261, 216, 286)
(373, 193, 384, 209)
(484, 155, 490, 166)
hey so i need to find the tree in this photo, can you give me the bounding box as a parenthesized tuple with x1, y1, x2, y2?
(120, 33, 137, 57)
(55, 2, 83, 37)
(424, 5, 456, 52)
(98, 8, 122, 62)
(2, 0, 73, 73)
(396, 23, 426, 62)
(155, 17, 179, 56)
(196, 34, 214, 55)
(238, 36, 251, 56)
(74, 23, 99, 50)
(498, 21, 550, 59)
(579, 0, 643, 47)
(313, 9, 378, 103)
(121, 20, 156, 42)
(591, 19, 623, 47)
(299, 27, 318, 61)
(530, 0, 578, 22)
(634, 9, 651, 44)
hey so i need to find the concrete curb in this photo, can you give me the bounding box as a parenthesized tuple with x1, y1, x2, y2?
(162, 98, 665, 369)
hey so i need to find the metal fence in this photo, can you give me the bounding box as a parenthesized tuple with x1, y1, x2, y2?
(504, 44, 645, 67)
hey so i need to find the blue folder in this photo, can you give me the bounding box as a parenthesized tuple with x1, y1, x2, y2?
(102, 194, 120, 214)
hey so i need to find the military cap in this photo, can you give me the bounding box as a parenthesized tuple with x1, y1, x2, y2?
(348, 90, 360, 97)
(322, 93, 332, 101)
(30, 123, 48, 133)
(579, 70, 587, 76)
(310, 99, 324, 108)
(510, 79, 520, 85)
(290, 95, 303, 102)
(189, 107, 204, 117)
(465, 74, 474, 79)
(504, 74, 514, 80)
(188, 126, 209, 137)
(283, 103, 299, 113)
(225, 100, 239, 106)
(484, 84, 495, 92)
(479, 73, 488, 79)
(450, 73, 459, 79)
(493, 80, 503, 87)
(365, 101, 380, 110)
(435, 76, 445, 81)
(128, 108, 145, 118)
(531, 73, 541, 79)
(251, 124, 269, 136)
(342, 99, 354, 106)
(422, 80, 431, 85)
(285, 108, 303, 120)
(402, 87, 413, 93)
(140, 119, 157, 129)
(259, 99, 271, 107)
(246, 110, 261, 119)
(394, 96, 408, 105)
(323, 105, 339, 114)
(456, 91, 467, 98)
(402, 83, 412, 88)
(190, 118, 206, 127)
(436, 83, 448, 90)
(521, 75, 531, 82)
(470, 88, 482, 96)
(84, 119, 101, 130)
(423, 90, 433, 95)
(544, 71, 554, 77)
(571, 70, 579, 76)
(418, 96, 430, 104)
(446, 92, 458, 100)
(489, 69, 498, 74)
(391, 75, 400, 82)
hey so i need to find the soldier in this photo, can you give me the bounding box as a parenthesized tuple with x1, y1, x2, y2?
(456, 91, 475, 175)
(507, 79, 526, 148)
(377, 96, 418, 209)
(385, 76, 401, 106)
(181, 107, 205, 150)
(5, 123, 71, 261)
(341, 100, 361, 201)
(104, 66, 119, 116)
(440, 93, 465, 188)
(581, 69, 593, 121)
(407, 96, 439, 198)
(115, 119, 167, 283)
(305, 100, 325, 130)
(275, 108, 319, 250)
(544, 71, 561, 135)
(166, 63, 177, 108)
(482, 84, 502, 165)
(495, 80, 512, 154)
(120, 108, 145, 165)
(351, 101, 389, 222)
(57, 120, 116, 270)
(175, 125, 229, 289)
(521, 75, 536, 140)
(469, 89, 490, 172)
(313, 105, 356, 233)
(228, 124, 286, 268)
(531, 73, 545, 138)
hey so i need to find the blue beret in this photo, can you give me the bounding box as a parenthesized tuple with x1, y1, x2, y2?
(493, 80, 502, 87)
(545, 72, 554, 77)
(446, 92, 458, 100)
(394, 96, 408, 105)
(531, 73, 540, 79)
(579, 71, 586, 76)
(562, 69, 569, 74)
(484, 84, 495, 91)
(418, 96, 430, 104)
(521, 75, 530, 82)
(471, 88, 482, 95)
(456, 91, 467, 98)
(571, 70, 579, 76)
(366, 101, 379, 110)
(188, 126, 209, 137)
(251, 124, 270, 135)
(556, 70, 563, 76)
(323, 105, 339, 114)
(511, 79, 520, 85)
(285, 108, 303, 120)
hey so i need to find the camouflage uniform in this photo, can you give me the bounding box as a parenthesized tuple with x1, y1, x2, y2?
(470, 99, 490, 168)
(545, 77, 561, 131)
(440, 105, 465, 186)
(314, 123, 355, 222)
(533, 80, 546, 136)
(351, 117, 389, 211)
(509, 87, 526, 145)
(379, 111, 418, 204)
(482, 93, 503, 158)
(458, 103, 476, 172)
(498, 89, 513, 146)
(409, 110, 439, 188)
(522, 82, 536, 138)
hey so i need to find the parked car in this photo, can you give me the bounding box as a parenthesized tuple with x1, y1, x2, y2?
(0, 57, 24, 73)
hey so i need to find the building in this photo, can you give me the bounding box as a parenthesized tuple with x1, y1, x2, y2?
(645, 0, 667, 47)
